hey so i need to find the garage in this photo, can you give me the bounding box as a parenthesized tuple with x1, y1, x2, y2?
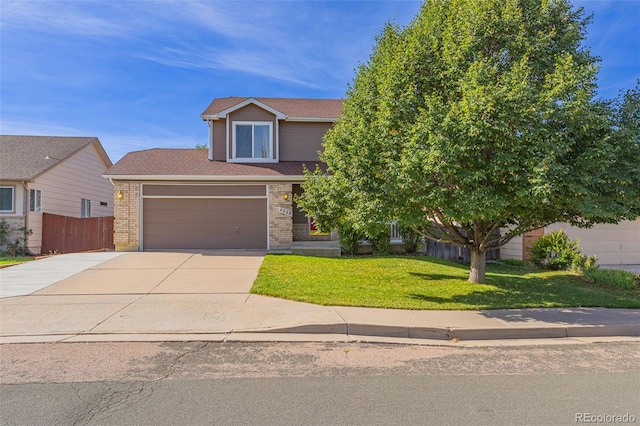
(142, 185, 267, 250)
(546, 220, 640, 264)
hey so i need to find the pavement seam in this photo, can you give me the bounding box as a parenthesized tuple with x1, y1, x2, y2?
(146, 253, 195, 294)
(332, 310, 355, 336)
(85, 295, 146, 333)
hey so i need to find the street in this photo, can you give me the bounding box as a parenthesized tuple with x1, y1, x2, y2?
(2, 341, 639, 425)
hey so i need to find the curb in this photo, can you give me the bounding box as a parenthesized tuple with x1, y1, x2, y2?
(238, 323, 640, 341)
(2, 323, 640, 345)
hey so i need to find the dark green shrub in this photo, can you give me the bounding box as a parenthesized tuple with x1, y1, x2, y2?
(398, 225, 423, 254)
(338, 221, 365, 255)
(530, 230, 591, 271)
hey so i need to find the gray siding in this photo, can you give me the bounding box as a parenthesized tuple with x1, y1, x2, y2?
(211, 107, 333, 163)
(229, 104, 277, 160)
(212, 119, 227, 162)
(280, 122, 332, 161)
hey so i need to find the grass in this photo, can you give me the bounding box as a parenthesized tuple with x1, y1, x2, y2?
(250, 255, 640, 310)
(582, 267, 640, 291)
(0, 256, 34, 266)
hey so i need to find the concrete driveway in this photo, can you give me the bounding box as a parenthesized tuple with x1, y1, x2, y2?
(31, 251, 265, 296)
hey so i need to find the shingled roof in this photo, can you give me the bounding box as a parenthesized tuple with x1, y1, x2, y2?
(0, 135, 111, 181)
(201, 97, 343, 120)
(104, 149, 326, 179)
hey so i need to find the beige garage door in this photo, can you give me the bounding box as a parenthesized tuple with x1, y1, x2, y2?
(546, 220, 640, 264)
(143, 198, 267, 250)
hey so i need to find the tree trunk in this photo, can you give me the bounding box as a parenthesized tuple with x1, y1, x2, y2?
(469, 249, 486, 283)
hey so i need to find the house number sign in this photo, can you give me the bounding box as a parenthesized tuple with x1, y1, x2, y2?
(278, 207, 293, 217)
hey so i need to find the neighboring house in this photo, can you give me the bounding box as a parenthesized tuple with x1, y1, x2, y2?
(501, 221, 640, 265)
(0, 135, 114, 254)
(104, 97, 342, 252)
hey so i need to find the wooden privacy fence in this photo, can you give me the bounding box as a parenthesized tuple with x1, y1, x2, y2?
(424, 239, 499, 262)
(42, 213, 114, 254)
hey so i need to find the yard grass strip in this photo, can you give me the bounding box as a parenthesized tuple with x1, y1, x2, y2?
(250, 255, 640, 310)
(0, 256, 34, 267)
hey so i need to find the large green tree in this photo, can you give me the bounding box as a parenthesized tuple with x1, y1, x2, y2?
(298, 0, 640, 283)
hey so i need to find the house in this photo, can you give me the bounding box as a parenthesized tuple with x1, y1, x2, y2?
(104, 97, 342, 252)
(105, 96, 638, 264)
(0, 135, 114, 255)
(501, 221, 640, 265)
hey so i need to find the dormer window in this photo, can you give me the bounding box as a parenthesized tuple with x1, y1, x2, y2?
(233, 122, 273, 160)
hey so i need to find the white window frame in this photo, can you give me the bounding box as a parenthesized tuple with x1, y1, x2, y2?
(81, 198, 91, 218)
(0, 186, 14, 212)
(230, 121, 275, 163)
(30, 189, 42, 213)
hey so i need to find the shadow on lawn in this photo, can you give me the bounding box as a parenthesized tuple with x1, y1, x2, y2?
(409, 272, 467, 281)
(406, 266, 639, 309)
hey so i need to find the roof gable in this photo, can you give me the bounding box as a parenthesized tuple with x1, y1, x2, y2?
(0, 135, 112, 181)
(212, 98, 286, 120)
(201, 97, 343, 121)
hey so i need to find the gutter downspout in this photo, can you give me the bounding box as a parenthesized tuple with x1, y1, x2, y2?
(20, 181, 29, 252)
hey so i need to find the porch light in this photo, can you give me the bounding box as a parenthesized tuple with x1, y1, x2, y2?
(283, 192, 289, 201)
(117, 190, 124, 200)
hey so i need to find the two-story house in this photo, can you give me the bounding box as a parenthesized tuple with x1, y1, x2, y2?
(104, 97, 342, 252)
(105, 96, 638, 264)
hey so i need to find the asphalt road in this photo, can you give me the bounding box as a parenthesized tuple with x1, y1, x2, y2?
(2, 341, 639, 425)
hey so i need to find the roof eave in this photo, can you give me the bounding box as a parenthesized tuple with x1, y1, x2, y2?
(103, 174, 306, 182)
(285, 117, 338, 123)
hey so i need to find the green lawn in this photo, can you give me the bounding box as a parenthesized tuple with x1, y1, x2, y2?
(250, 255, 640, 310)
(0, 256, 34, 266)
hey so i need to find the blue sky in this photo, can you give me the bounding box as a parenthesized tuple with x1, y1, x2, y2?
(1, 1, 638, 163)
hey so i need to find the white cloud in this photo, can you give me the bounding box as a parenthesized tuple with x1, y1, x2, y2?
(0, 1, 130, 37)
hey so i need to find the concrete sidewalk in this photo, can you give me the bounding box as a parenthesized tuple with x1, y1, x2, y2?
(1, 252, 639, 345)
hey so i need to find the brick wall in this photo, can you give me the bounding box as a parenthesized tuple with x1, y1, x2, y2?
(112, 181, 299, 252)
(113, 181, 140, 251)
(268, 183, 293, 250)
(293, 223, 333, 241)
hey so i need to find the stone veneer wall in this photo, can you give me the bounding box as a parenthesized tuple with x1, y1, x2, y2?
(0, 217, 27, 252)
(113, 181, 140, 251)
(268, 183, 293, 250)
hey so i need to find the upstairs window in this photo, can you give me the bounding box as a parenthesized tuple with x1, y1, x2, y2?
(30, 189, 42, 212)
(81, 198, 91, 218)
(233, 122, 272, 161)
(0, 186, 14, 212)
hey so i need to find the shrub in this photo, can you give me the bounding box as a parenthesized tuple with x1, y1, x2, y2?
(366, 226, 391, 256)
(530, 230, 593, 271)
(582, 267, 639, 290)
(398, 225, 423, 254)
(338, 221, 365, 255)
